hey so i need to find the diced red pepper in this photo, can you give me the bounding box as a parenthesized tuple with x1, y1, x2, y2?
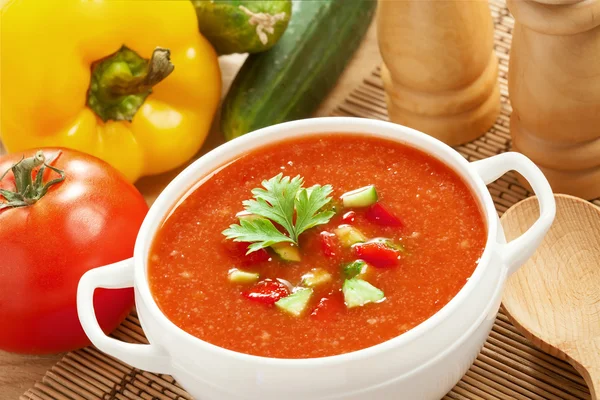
(310, 291, 345, 321)
(319, 231, 337, 257)
(341, 211, 356, 224)
(365, 203, 403, 228)
(242, 279, 290, 305)
(353, 242, 400, 268)
(224, 240, 270, 265)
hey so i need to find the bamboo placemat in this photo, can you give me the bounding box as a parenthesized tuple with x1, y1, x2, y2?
(18, 0, 597, 399)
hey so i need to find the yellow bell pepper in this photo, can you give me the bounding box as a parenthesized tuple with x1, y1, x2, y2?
(0, 0, 221, 182)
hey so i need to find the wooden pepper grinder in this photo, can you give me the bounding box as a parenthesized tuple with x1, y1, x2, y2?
(377, 0, 500, 146)
(508, 0, 600, 200)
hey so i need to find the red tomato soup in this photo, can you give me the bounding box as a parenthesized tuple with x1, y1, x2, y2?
(148, 135, 486, 359)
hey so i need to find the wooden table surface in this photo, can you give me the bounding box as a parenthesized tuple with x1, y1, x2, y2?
(0, 20, 381, 400)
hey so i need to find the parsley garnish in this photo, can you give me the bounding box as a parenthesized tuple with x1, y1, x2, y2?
(222, 174, 335, 254)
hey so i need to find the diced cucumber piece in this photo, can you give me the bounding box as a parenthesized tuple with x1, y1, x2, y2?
(389, 241, 406, 253)
(236, 211, 263, 221)
(341, 185, 378, 208)
(343, 260, 369, 279)
(301, 268, 332, 287)
(271, 242, 301, 262)
(372, 237, 406, 253)
(343, 278, 384, 308)
(228, 268, 259, 284)
(334, 225, 367, 247)
(275, 288, 314, 317)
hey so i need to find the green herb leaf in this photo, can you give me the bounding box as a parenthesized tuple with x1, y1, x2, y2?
(243, 174, 303, 242)
(343, 260, 367, 279)
(294, 184, 335, 237)
(222, 218, 293, 254)
(222, 174, 335, 252)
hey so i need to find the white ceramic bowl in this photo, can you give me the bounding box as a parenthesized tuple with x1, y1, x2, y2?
(77, 117, 555, 400)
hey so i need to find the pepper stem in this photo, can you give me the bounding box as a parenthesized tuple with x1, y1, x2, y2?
(0, 151, 65, 210)
(87, 46, 174, 122)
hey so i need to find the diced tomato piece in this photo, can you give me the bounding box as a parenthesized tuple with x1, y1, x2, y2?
(341, 211, 356, 224)
(242, 279, 290, 305)
(353, 242, 400, 268)
(224, 241, 270, 265)
(365, 203, 403, 227)
(310, 291, 345, 321)
(244, 247, 271, 264)
(319, 231, 337, 257)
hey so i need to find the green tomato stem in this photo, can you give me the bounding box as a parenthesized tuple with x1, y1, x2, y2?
(0, 151, 65, 210)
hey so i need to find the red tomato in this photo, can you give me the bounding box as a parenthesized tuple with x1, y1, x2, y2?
(223, 240, 270, 265)
(341, 211, 356, 224)
(242, 279, 290, 305)
(319, 231, 337, 257)
(353, 242, 400, 268)
(0, 149, 148, 354)
(310, 291, 345, 321)
(365, 203, 404, 227)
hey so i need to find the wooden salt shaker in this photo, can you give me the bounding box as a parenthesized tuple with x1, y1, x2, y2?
(377, 0, 500, 146)
(508, 0, 600, 200)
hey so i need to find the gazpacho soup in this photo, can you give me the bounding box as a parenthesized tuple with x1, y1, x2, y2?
(148, 134, 486, 359)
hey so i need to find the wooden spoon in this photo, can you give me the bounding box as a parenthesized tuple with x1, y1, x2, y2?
(501, 194, 600, 399)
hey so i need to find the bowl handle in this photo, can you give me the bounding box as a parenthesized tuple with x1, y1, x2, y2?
(471, 152, 556, 276)
(77, 258, 170, 374)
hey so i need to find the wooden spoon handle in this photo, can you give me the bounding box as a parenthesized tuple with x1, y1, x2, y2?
(562, 340, 600, 400)
(582, 366, 600, 400)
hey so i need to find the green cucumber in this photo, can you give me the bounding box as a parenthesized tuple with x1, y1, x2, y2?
(193, 1, 292, 55)
(383, 239, 406, 253)
(370, 237, 406, 253)
(228, 268, 260, 284)
(236, 211, 263, 221)
(301, 268, 332, 287)
(334, 225, 367, 247)
(275, 288, 313, 316)
(343, 278, 384, 308)
(221, 0, 377, 140)
(271, 242, 301, 261)
(341, 185, 378, 208)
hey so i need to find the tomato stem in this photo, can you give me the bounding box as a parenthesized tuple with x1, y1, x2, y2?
(87, 46, 174, 122)
(0, 151, 65, 210)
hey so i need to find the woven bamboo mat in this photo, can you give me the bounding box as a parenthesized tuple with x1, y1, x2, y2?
(17, 0, 598, 399)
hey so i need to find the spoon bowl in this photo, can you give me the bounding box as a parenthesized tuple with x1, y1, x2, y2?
(501, 194, 600, 399)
